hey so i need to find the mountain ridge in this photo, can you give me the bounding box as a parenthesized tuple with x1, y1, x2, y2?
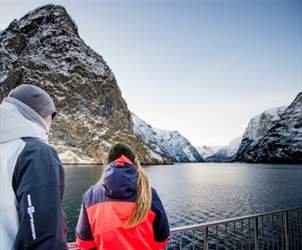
(202, 136, 242, 162)
(132, 113, 203, 162)
(0, 4, 170, 165)
(236, 92, 302, 163)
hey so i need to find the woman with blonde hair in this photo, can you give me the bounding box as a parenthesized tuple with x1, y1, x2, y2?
(75, 143, 169, 250)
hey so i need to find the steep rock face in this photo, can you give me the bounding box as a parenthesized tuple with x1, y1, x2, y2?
(0, 5, 166, 164)
(204, 136, 242, 162)
(236, 92, 302, 163)
(132, 113, 203, 162)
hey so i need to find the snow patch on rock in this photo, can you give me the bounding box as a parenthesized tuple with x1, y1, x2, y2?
(132, 113, 203, 162)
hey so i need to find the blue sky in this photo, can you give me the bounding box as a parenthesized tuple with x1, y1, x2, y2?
(1, 0, 301, 145)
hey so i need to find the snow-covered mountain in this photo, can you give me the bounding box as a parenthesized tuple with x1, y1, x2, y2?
(204, 136, 242, 162)
(0, 5, 170, 165)
(240, 106, 286, 143)
(197, 145, 223, 159)
(235, 106, 286, 162)
(132, 113, 203, 162)
(236, 92, 302, 163)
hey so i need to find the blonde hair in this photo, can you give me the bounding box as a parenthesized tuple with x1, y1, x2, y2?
(125, 161, 152, 228)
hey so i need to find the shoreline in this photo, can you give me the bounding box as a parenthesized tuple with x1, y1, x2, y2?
(62, 162, 302, 167)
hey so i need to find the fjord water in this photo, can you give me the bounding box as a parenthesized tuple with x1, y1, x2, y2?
(63, 163, 302, 242)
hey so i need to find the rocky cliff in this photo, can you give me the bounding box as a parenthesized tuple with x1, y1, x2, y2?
(236, 92, 302, 163)
(132, 113, 203, 162)
(0, 4, 169, 165)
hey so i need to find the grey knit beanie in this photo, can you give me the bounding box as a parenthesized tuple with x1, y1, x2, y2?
(8, 84, 56, 118)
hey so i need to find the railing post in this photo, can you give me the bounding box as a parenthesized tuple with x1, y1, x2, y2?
(180, 232, 183, 250)
(203, 226, 209, 250)
(284, 210, 289, 250)
(253, 217, 259, 250)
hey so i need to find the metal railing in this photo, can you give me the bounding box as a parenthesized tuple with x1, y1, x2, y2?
(67, 243, 78, 250)
(68, 207, 302, 250)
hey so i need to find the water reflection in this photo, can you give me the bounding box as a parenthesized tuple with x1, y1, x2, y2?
(63, 163, 302, 242)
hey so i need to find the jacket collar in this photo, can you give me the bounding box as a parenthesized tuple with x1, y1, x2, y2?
(114, 155, 134, 167)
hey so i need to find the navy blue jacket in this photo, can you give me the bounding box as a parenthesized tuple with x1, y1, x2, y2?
(12, 137, 67, 249)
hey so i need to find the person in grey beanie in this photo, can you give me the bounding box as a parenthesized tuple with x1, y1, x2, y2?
(0, 84, 67, 250)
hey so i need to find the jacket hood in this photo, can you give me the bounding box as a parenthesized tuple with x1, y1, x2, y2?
(102, 156, 138, 199)
(0, 98, 49, 144)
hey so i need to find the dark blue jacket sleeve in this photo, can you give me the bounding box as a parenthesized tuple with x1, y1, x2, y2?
(151, 188, 170, 243)
(12, 139, 67, 250)
(75, 202, 96, 248)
